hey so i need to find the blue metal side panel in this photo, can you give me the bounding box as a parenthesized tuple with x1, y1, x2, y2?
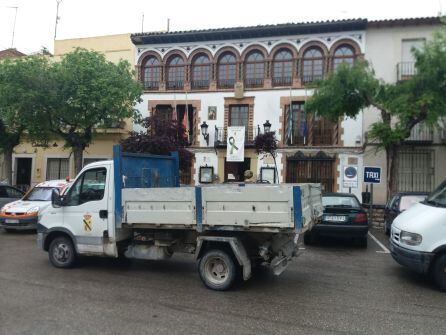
(170, 151, 180, 187)
(195, 186, 203, 232)
(293, 186, 303, 231)
(113, 145, 123, 228)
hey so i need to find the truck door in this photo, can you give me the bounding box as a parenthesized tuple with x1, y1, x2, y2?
(62, 167, 111, 255)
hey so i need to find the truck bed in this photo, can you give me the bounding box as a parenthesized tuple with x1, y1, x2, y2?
(122, 184, 322, 232)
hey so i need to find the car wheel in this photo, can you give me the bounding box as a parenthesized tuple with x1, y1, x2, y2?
(432, 254, 446, 292)
(48, 236, 76, 268)
(198, 249, 238, 291)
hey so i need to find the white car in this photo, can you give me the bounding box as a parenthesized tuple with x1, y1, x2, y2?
(0, 180, 71, 232)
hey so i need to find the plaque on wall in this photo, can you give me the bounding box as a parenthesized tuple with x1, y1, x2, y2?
(234, 82, 244, 99)
(208, 106, 217, 120)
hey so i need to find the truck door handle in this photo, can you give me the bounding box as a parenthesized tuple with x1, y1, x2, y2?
(99, 210, 108, 219)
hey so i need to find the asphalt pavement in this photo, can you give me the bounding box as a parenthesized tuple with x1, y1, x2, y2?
(0, 228, 445, 335)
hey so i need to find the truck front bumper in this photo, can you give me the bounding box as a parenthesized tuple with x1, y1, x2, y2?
(390, 240, 434, 274)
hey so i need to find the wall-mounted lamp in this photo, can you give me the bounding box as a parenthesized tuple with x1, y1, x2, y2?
(263, 120, 272, 133)
(200, 121, 209, 146)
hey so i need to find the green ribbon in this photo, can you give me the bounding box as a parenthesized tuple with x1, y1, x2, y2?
(228, 136, 239, 154)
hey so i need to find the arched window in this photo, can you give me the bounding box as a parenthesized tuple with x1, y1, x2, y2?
(191, 54, 210, 89)
(142, 56, 161, 90)
(244, 51, 265, 88)
(166, 55, 185, 89)
(217, 52, 237, 89)
(273, 49, 293, 86)
(302, 47, 324, 84)
(333, 45, 355, 71)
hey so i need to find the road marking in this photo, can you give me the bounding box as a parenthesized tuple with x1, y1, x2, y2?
(298, 247, 306, 250)
(368, 232, 390, 254)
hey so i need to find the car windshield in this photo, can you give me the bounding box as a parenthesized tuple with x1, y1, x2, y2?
(425, 181, 446, 207)
(322, 196, 361, 208)
(399, 195, 427, 211)
(24, 187, 59, 201)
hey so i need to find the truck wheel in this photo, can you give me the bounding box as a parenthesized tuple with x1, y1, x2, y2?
(432, 254, 446, 292)
(48, 236, 76, 268)
(198, 249, 237, 291)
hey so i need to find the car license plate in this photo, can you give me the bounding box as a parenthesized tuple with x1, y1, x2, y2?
(5, 219, 19, 224)
(324, 215, 346, 222)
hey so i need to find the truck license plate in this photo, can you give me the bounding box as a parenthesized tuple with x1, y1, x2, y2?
(5, 219, 19, 224)
(324, 215, 346, 222)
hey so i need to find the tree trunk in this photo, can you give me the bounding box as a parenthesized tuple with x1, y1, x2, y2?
(3, 146, 13, 185)
(73, 146, 84, 176)
(386, 144, 399, 200)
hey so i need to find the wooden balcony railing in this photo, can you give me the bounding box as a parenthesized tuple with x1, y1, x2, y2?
(397, 62, 416, 81)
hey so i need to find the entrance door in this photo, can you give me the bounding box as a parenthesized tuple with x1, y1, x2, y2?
(224, 158, 251, 182)
(15, 158, 32, 191)
(62, 166, 111, 255)
(286, 153, 335, 192)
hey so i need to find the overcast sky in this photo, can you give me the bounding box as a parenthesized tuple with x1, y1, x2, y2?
(0, 0, 444, 54)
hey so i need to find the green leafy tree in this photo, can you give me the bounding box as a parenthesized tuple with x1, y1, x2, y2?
(306, 32, 446, 198)
(0, 56, 53, 183)
(41, 48, 143, 174)
(254, 131, 279, 183)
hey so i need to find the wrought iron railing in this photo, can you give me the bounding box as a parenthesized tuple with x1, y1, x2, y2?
(405, 123, 433, 143)
(272, 76, 293, 86)
(191, 80, 210, 89)
(143, 80, 159, 90)
(301, 74, 323, 84)
(397, 62, 416, 81)
(244, 78, 264, 88)
(217, 79, 236, 89)
(166, 80, 184, 89)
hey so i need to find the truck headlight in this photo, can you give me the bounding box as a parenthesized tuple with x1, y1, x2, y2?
(26, 207, 40, 215)
(400, 230, 422, 246)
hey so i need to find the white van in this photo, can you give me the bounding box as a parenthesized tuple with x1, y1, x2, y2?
(390, 180, 446, 291)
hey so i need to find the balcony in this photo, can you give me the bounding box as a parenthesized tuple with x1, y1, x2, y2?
(244, 78, 264, 88)
(143, 80, 159, 90)
(166, 80, 184, 90)
(191, 80, 210, 89)
(217, 79, 236, 89)
(404, 123, 433, 143)
(397, 62, 416, 81)
(214, 126, 259, 148)
(273, 76, 292, 87)
(301, 74, 323, 85)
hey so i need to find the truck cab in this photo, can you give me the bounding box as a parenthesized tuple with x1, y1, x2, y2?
(390, 180, 446, 291)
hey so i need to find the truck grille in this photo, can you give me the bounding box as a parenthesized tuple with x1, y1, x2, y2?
(392, 227, 401, 243)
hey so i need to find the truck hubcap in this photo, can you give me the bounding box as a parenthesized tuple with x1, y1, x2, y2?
(205, 257, 229, 284)
(53, 243, 70, 263)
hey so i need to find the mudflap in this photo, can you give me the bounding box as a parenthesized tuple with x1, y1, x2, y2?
(270, 233, 299, 276)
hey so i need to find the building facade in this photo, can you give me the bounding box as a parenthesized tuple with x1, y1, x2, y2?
(364, 17, 445, 204)
(131, 17, 446, 204)
(131, 20, 367, 199)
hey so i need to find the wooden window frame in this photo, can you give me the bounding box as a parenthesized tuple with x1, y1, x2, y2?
(218, 52, 237, 89)
(272, 49, 293, 87)
(191, 54, 211, 89)
(302, 48, 325, 84)
(166, 55, 185, 90)
(244, 51, 265, 88)
(142, 56, 161, 90)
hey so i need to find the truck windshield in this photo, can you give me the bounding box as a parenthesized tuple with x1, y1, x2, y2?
(425, 181, 446, 207)
(24, 187, 59, 201)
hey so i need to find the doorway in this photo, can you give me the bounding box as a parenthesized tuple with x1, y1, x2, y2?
(15, 158, 32, 191)
(224, 158, 251, 182)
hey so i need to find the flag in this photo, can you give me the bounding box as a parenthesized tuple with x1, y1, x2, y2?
(182, 106, 189, 140)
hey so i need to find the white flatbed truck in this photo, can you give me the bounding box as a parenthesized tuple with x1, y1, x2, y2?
(37, 145, 322, 290)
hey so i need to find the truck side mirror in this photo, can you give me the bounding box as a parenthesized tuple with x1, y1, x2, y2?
(51, 189, 63, 208)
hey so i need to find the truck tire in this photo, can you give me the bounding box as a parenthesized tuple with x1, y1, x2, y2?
(432, 254, 446, 292)
(48, 236, 76, 268)
(198, 249, 237, 291)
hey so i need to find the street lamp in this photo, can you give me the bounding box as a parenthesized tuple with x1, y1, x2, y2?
(200, 121, 209, 146)
(263, 120, 272, 133)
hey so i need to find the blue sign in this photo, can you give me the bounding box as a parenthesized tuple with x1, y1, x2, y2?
(364, 166, 381, 184)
